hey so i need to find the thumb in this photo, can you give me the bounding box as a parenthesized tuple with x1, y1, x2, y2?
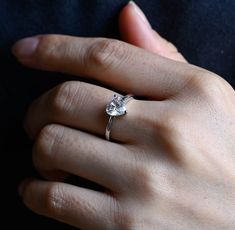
(119, 1, 187, 63)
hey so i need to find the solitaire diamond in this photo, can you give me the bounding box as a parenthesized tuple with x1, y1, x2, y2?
(105, 94, 133, 141)
(106, 95, 127, 116)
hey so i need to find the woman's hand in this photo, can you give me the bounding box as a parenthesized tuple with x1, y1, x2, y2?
(13, 2, 235, 230)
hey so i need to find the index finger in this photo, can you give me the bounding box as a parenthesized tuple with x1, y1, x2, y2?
(13, 35, 202, 99)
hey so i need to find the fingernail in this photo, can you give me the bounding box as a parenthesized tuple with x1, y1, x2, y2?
(18, 178, 33, 197)
(129, 1, 151, 28)
(12, 37, 39, 59)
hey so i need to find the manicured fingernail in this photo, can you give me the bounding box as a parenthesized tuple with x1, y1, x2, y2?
(12, 37, 39, 59)
(129, 1, 151, 27)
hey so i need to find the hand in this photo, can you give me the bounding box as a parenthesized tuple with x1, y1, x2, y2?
(14, 2, 235, 230)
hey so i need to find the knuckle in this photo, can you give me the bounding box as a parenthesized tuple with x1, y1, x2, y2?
(86, 38, 128, 71)
(36, 35, 61, 63)
(33, 124, 64, 167)
(50, 81, 80, 115)
(44, 183, 67, 217)
(129, 165, 155, 195)
(157, 112, 187, 145)
(190, 72, 227, 101)
(158, 111, 180, 133)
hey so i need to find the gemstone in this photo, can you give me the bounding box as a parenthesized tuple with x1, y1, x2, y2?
(106, 95, 127, 116)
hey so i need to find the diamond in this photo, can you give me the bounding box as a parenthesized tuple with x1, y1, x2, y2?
(106, 95, 127, 116)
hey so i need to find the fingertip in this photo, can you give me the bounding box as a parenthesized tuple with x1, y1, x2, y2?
(119, 1, 131, 29)
(18, 178, 35, 197)
(119, 1, 156, 51)
(128, 1, 151, 27)
(119, 2, 187, 62)
(119, 1, 151, 28)
(12, 37, 40, 60)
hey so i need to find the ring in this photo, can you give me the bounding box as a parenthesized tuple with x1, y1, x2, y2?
(105, 94, 133, 141)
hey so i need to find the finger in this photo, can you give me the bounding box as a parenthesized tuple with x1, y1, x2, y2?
(19, 179, 118, 229)
(33, 124, 132, 190)
(25, 81, 156, 142)
(119, 1, 187, 63)
(12, 34, 198, 99)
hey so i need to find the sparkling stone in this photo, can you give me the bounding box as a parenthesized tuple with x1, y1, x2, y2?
(106, 95, 127, 116)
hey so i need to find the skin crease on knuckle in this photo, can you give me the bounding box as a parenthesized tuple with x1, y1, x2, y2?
(32, 124, 65, 171)
(43, 183, 68, 218)
(22, 181, 66, 219)
(49, 81, 81, 117)
(33, 35, 76, 72)
(86, 38, 131, 74)
(32, 35, 60, 69)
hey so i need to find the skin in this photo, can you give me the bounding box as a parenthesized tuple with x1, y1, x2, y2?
(13, 2, 235, 230)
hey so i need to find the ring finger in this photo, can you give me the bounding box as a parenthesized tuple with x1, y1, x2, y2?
(25, 81, 160, 143)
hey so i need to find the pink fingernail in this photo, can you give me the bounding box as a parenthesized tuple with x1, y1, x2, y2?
(129, 1, 151, 28)
(12, 37, 39, 59)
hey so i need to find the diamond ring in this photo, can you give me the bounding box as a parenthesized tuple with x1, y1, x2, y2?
(105, 94, 134, 141)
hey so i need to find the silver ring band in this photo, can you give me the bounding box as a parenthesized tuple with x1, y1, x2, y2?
(105, 94, 133, 141)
